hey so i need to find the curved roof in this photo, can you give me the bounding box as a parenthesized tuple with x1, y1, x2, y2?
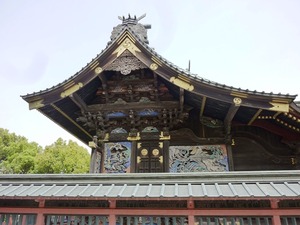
(21, 16, 300, 144)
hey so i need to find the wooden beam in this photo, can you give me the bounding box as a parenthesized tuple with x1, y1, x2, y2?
(248, 109, 262, 125)
(70, 93, 88, 112)
(1, 206, 300, 217)
(199, 96, 206, 117)
(180, 88, 184, 112)
(98, 73, 109, 103)
(87, 101, 180, 112)
(224, 104, 240, 135)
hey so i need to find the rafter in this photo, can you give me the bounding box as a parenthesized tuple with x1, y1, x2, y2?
(224, 104, 240, 135)
(248, 109, 262, 125)
(180, 88, 184, 113)
(199, 96, 207, 117)
(69, 93, 88, 112)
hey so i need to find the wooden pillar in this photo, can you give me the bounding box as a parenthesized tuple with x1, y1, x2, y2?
(131, 141, 137, 172)
(35, 200, 45, 225)
(109, 200, 116, 225)
(187, 199, 195, 225)
(35, 213, 44, 225)
(188, 215, 195, 225)
(163, 140, 170, 172)
(89, 148, 97, 173)
(226, 143, 234, 171)
(272, 216, 281, 225)
(271, 200, 281, 225)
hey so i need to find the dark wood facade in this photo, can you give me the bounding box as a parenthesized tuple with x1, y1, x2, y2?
(2, 14, 299, 224)
(22, 15, 300, 173)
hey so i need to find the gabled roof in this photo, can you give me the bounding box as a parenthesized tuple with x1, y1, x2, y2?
(21, 15, 300, 144)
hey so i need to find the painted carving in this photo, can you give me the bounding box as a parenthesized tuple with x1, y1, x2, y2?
(111, 127, 128, 134)
(169, 145, 228, 172)
(104, 142, 131, 173)
(106, 50, 147, 75)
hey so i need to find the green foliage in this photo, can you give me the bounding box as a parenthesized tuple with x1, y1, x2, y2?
(34, 138, 90, 174)
(0, 128, 90, 174)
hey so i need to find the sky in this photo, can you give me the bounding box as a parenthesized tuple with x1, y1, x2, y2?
(0, 0, 300, 150)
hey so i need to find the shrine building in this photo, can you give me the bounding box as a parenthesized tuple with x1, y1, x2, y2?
(1, 14, 300, 225)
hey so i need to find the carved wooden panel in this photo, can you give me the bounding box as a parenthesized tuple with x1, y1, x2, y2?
(169, 145, 229, 172)
(103, 142, 131, 173)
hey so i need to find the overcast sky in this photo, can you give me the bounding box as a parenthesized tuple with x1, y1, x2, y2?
(0, 0, 299, 149)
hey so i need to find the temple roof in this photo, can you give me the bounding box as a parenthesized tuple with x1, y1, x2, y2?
(21, 15, 300, 144)
(0, 171, 299, 199)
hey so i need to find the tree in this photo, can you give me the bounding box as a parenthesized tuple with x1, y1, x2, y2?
(0, 128, 90, 174)
(0, 128, 41, 174)
(34, 138, 90, 174)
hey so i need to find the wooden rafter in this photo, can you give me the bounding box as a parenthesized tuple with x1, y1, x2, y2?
(199, 96, 206, 117)
(248, 109, 262, 125)
(224, 104, 240, 135)
(180, 88, 184, 113)
(98, 73, 109, 103)
(70, 93, 88, 112)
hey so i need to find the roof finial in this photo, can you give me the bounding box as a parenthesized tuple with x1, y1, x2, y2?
(117, 13, 147, 25)
(113, 14, 151, 44)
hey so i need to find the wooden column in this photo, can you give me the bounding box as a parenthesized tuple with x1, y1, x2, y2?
(272, 216, 281, 225)
(163, 140, 170, 172)
(187, 200, 195, 225)
(89, 148, 97, 173)
(131, 141, 137, 172)
(35, 200, 45, 225)
(271, 200, 281, 225)
(109, 200, 117, 224)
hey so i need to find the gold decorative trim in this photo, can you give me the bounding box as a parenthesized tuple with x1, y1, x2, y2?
(230, 91, 248, 99)
(29, 99, 44, 110)
(60, 83, 83, 98)
(94, 67, 103, 75)
(88, 141, 96, 148)
(159, 132, 170, 140)
(159, 156, 163, 163)
(89, 61, 99, 70)
(269, 102, 289, 112)
(117, 32, 135, 45)
(141, 149, 148, 156)
(178, 74, 191, 83)
(127, 132, 141, 141)
(159, 142, 163, 148)
(233, 97, 242, 106)
(170, 77, 194, 91)
(51, 103, 92, 138)
(152, 149, 159, 156)
(271, 98, 289, 104)
(151, 56, 162, 66)
(275, 118, 300, 132)
(150, 63, 158, 71)
(113, 37, 141, 57)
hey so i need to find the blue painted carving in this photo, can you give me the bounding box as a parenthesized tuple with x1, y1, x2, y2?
(138, 109, 159, 117)
(104, 142, 131, 173)
(107, 112, 126, 118)
(169, 145, 229, 172)
(142, 126, 159, 133)
(111, 127, 128, 134)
